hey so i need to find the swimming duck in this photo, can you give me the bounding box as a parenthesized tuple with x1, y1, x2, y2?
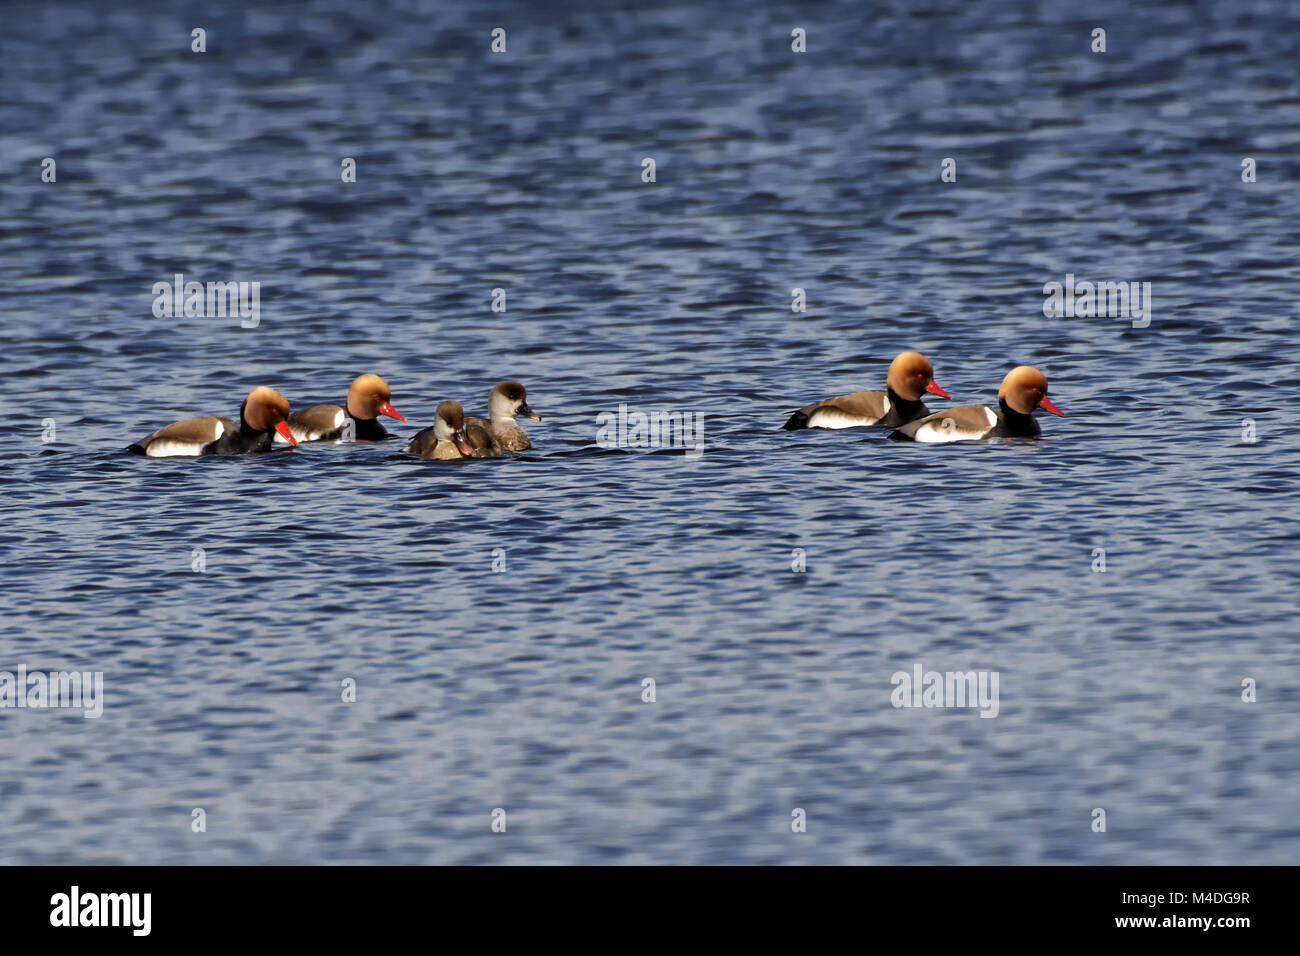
(465, 380, 539, 452)
(403, 401, 477, 460)
(127, 386, 297, 456)
(276, 373, 406, 443)
(782, 351, 951, 430)
(891, 366, 1064, 442)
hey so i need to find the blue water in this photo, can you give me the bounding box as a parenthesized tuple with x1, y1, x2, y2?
(2, 0, 1298, 864)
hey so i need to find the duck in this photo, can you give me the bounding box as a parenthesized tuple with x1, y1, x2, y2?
(782, 351, 951, 430)
(127, 386, 297, 457)
(891, 366, 1064, 442)
(464, 380, 540, 452)
(403, 401, 477, 460)
(275, 373, 406, 443)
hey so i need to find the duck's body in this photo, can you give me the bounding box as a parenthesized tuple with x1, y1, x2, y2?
(783, 388, 930, 430)
(277, 373, 405, 443)
(893, 403, 1040, 442)
(281, 404, 390, 442)
(404, 401, 476, 460)
(782, 351, 950, 430)
(402, 425, 442, 458)
(415, 434, 469, 460)
(464, 416, 525, 452)
(464, 380, 539, 452)
(465, 421, 504, 458)
(892, 366, 1064, 443)
(128, 387, 297, 457)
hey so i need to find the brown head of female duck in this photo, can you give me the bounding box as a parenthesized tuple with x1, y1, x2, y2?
(465, 380, 540, 452)
(403, 401, 477, 460)
(128, 386, 298, 457)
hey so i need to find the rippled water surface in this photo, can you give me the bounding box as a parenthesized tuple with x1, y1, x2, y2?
(2, 0, 1299, 864)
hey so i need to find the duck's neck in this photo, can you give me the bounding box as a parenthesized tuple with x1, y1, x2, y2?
(887, 386, 926, 416)
(998, 398, 1040, 436)
(237, 400, 263, 436)
(350, 415, 388, 440)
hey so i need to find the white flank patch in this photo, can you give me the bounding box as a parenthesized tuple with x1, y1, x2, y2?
(279, 408, 347, 443)
(146, 440, 206, 457)
(909, 407, 996, 444)
(146, 420, 222, 457)
(806, 409, 876, 429)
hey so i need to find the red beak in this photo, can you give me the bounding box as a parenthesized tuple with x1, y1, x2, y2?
(275, 421, 299, 446)
(1039, 396, 1065, 417)
(926, 380, 952, 400)
(454, 431, 474, 456)
(379, 401, 407, 422)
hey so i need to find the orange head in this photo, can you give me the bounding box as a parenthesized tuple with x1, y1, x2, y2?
(346, 373, 405, 422)
(242, 386, 296, 445)
(885, 351, 951, 401)
(998, 366, 1064, 416)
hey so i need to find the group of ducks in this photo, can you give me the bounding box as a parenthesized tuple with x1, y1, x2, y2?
(783, 351, 1063, 442)
(127, 375, 540, 458)
(125, 352, 1063, 458)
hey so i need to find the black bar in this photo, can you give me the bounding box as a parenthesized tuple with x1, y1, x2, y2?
(0, 866, 1282, 941)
